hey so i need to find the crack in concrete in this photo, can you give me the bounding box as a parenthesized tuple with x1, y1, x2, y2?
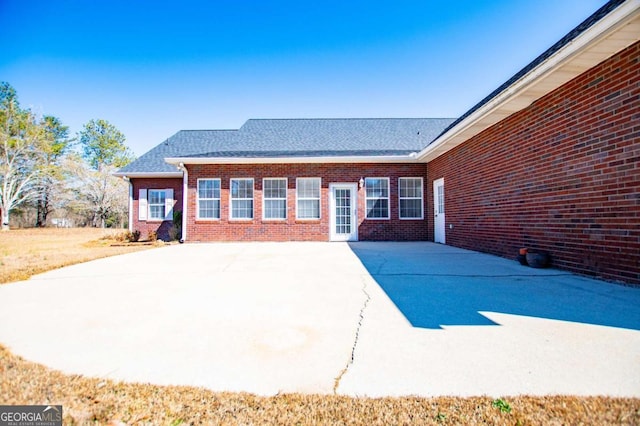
(333, 276, 371, 394)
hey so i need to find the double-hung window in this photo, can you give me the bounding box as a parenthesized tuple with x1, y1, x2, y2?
(148, 190, 166, 220)
(365, 177, 390, 219)
(263, 178, 287, 220)
(230, 178, 254, 220)
(197, 179, 220, 219)
(399, 177, 423, 219)
(296, 178, 321, 220)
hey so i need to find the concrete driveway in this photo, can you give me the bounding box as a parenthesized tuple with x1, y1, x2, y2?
(0, 242, 639, 397)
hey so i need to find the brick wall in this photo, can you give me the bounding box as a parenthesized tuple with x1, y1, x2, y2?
(131, 178, 183, 241)
(427, 41, 640, 284)
(183, 163, 428, 242)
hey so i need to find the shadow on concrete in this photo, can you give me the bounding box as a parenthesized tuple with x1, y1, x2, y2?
(348, 242, 640, 330)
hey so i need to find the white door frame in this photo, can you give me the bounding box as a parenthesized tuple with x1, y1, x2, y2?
(433, 178, 445, 244)
(329, 183, 358, 242)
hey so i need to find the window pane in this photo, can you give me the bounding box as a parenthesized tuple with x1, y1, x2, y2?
(231, 179, 253, 198)
(199, 199, 220, 219)
(150, 205, 165, 219)
(400, 178, 421, 197)
(400, 199, 422, 218)
(199, 179, 220, 199)
(365, 178, 388, 198)
(232, 199, 253, 219)
(366, 199, 389, 218)
(149, 190, 165, 205)
(298, 178, 320, 198)
(264, 179, 286, 199)
(264, 199, 286, 219)
(298, 199, 320, 219)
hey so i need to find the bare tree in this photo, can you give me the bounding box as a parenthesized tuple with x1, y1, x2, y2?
(0, 82, 44, 231)
(77, 119, 133, 227)
(34, 115, 71, 227)
(63, 154, 128, 228)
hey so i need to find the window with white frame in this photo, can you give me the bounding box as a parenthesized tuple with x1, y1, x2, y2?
(296, 178, 321, 220)
(148, 189, 166, 220)
(399, 178, 423, 219)
(230, 178, 254, 219)
(263, 178, 287, 220)
(197, 179, 220, 219)
(365, 177, 390, 219)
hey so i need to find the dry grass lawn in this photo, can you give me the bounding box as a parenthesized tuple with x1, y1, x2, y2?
(1, 346, 639, 425)
(1, 228, 638, 424)
(0, 227, 158, 284)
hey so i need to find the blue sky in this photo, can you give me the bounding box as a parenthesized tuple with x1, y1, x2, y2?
(1, 0, 607, 155)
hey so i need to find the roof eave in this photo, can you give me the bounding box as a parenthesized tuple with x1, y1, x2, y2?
(416, 0, 640, 163)
(113, 171, 184, 178)
(165, 154, 420, 165)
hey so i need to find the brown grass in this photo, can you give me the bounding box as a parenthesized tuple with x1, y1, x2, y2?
(1, 229, 638, 424)
(0, 227, 159, 284)
(1, 346, 638, 425)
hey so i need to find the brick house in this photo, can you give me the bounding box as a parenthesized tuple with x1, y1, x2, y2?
(116, 0, 640, 284)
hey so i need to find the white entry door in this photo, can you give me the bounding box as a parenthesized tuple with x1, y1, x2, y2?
(329, 183, 358, 242)
(433, 178, 445, 244)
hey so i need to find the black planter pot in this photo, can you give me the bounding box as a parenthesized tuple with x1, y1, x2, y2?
(526, 251, 550, 268)
(516, 254, 528, 266)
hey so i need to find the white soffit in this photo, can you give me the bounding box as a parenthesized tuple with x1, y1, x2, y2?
(418, 1, 640, 162)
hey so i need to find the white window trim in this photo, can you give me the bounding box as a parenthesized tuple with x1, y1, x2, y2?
(262, 177, 288, 221)
(147, 189, 167, 222)
(296, 177, 322, 220)
(197, 178, 221, 221)
(364, 177, 390, 220)
(229, 178, 254, 221)
(398, 177, 424, 220)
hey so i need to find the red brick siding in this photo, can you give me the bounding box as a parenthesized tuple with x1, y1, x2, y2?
(131, 178, 183, 241)
(184, 163, 427, 242)
(427, 41, 640, 284)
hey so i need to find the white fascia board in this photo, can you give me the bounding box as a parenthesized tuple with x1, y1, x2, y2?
(164, 154, 420, 165)
(416, 0, 640, 163)
(113, 171, 183, 178)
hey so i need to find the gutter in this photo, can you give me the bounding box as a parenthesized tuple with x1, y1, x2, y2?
(122, 176, 133, 232)
(176, 163, 188, 242)
(113, 171, 183, 178)
(164, 153, 420, 165)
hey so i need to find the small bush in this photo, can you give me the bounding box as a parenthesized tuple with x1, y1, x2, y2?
(111, 232, 128, 242)
(169, 210, 183, 241)
(147, 230, 158, 242)
(492, 398, 512, 413)
(168, 225, 181, 241)
(128, 230, 141, 242)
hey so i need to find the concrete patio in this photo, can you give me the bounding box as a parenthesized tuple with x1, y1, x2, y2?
(0, 242, 638, 397)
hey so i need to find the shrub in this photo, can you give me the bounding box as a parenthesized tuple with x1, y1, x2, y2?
(128, 230, 141, 242)
(168, 225, 181, 241)
(148, 230, 158, 242)
(169, 210, 183, 241)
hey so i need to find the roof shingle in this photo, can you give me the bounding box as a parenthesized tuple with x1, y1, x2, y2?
(118, 118, 455, 174)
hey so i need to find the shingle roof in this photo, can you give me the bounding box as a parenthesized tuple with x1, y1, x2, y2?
(431, 0, 627, 143)
(118, 118, 455, 174)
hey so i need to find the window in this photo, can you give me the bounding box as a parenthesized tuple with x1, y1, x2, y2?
(148, 190, 166, 220)
(399, 178, 423, 219)
(263, 178, 287, 220)
(296, 178, 321, 220)
(365, 178, 390, 219)
(197, 179, 220, 219)
(230, 178, 254, 219)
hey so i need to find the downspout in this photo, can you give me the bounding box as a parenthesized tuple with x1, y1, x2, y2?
(123, 176, 133, 232)
(177, 163, 188, 242)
